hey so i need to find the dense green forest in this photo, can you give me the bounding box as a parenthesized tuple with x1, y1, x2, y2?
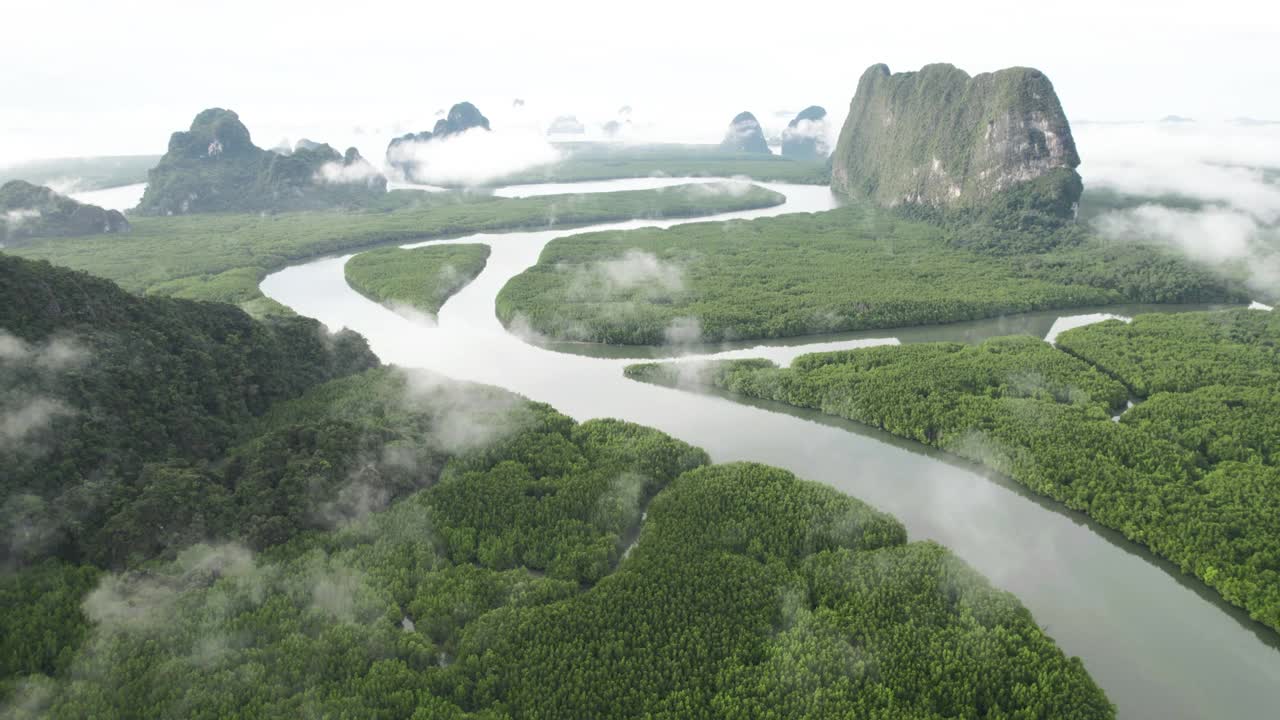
(498, 203, 1247, 344)
(8, 182, 782, 317)
(0, 253, 1112, 717)
(0, 254, 378, 569)
(345, 243, 490, 317)
(492, 143, 831, 185)
(626, 308, 1280, 632)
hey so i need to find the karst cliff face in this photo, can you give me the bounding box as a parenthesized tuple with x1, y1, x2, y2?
(136, 109, 386, 215)
(831, 63, 1081, 217)
(720, 112, 771, 154)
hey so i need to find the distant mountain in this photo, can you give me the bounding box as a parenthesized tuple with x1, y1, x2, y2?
(386, 102, 491, 181)
(780, 105, 830, 160)
(720, 111, 770, 154)
(1160, 115, 1195, 123)
(1, 180, 129, 245)
(135, 108, 386, 215)
(1232, 116, 1280, 127)
(832, 63, 1081, 220)
(547, 115, 586, 135)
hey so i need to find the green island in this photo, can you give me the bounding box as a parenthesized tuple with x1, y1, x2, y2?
(493, 142, 831, 185)
(6, 182, 783, 318)
(497, 202, 1248, 345)
(626, 308, 1280, 632)
(345, 243, 491, 317)
(0, 254, 1112, 717)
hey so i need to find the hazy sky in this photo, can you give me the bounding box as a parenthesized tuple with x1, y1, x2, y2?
(2, 0, 1277, 165)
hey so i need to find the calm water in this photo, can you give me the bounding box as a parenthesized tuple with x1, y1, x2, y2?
(261, 178, 1280, 719)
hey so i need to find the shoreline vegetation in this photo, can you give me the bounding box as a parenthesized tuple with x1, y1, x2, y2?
(625, 308, 1280, 634)
(497, 201, 1251, 345)
(0, 254, 1112, 717)
(344, 243, 491, 318)
(5, 182, 784, 318)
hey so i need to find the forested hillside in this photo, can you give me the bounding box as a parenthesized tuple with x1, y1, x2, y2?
(627, 309, 1280, 632)
(0, 254, 378, 568)
(0, 253, 1111, 717)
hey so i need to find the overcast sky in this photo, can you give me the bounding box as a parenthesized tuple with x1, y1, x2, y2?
(2, 0, 1277, 165)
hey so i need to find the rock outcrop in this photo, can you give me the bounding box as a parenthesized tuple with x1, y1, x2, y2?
(1, 180, 129, 244)
(831, 63, 1081, 218)
(720, 112, 770, 154)
(386, 102, 491, 181)
(781, 106, 830, 160)
(135, 109, 386, 214)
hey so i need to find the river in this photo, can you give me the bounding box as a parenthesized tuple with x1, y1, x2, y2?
(261, 178, 1280, 719)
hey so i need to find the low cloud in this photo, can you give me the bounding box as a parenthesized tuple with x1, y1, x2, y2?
(1095, 204, 1279, 295)
(0, 331, 88, 454)
(3, 208, 41, 233)
(663, 316, 703, 346)
(401, 369, 528, 454)
(1079, 121, 1280, 219)
(568, 250, 685, 301)
(0, 331, 87, 368)
(683, 179, 755, 198)
(1079, 121, 1280, 300)
(386, 126, 561, 186)
(315, 158, 383, 186)
(1, 397, 73, 452)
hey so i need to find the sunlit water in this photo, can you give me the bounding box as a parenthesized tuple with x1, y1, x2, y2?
(262, 177, 1280, 719)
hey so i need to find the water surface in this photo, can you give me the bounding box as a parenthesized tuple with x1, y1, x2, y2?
(261, 178, 1280, 719)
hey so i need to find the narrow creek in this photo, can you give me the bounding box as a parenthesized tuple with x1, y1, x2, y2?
(261, 178, 1280, 719)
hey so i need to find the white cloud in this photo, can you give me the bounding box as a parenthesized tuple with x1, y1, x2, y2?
(315, 158, 382, 186)
(386, 126, 560, 187)
(1079, 122, 1280, 222)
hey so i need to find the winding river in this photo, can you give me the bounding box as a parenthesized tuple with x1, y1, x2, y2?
(261, 178, 1280, 719)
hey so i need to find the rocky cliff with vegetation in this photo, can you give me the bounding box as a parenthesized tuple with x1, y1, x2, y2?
(386, 101, 491, 181)
(0, 181, 129, 245)
(831, 63, 1082, 219)
(720, 111, 770, 154)
(135, 108, 386, 215)
(781, 105, 829, 160)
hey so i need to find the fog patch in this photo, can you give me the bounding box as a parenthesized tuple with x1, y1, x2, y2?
(663, 316, 703, 346)
(0, 331, 87, 369)
(567, 250, 685, 304)
(3, 207, 41, 233)
(1250, 300, 1274, 311)
(0, 331, 88, 454)
(401, 369, 528, 454)
(1095, 205, 1279, 295)
(683, 178, 755, 198)
(315, 157, 383, 186)
(385, 300, 440, 327)
(83, 543, 259, 632)
(1, 397, 74, 452)
(0, 675, 55, 720)
(386, 126, 560, 186)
